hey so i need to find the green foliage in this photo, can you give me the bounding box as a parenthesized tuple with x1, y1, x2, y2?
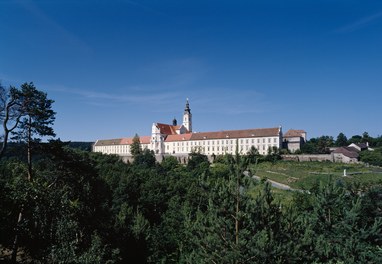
(130, 133, 142, 157)
(247, 145, 261, 164)
(302, 136, 334, 154)
(253, 160, 382, 189)
(12, 82, 56, 142)
(335, 132, 348, 147)
(187, 151, 209, 174)
(360, 148, 382, 166)
(160, 156, 179, 171)
(66, 141, 94, 151)
(133, 148, 156, 167)
(1, 136, 382, 263)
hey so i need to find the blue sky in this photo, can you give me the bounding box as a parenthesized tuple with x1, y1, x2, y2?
(1, 0, 381, 141)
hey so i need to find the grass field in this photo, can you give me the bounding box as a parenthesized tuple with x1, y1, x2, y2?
(250, 161, 382, 190)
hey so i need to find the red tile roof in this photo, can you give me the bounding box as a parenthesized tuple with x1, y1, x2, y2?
(95, 127, 281, 146)
(165, 133, 192, 142)
(155, 123, 178, 135)
(189, 127, 280, 140)
(120, 136, 151, 145)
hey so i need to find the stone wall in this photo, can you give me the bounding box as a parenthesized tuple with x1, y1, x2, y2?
(282, 154, 334, 162)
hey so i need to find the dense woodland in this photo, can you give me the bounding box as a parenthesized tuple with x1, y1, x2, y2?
(1, 83, 382, 263)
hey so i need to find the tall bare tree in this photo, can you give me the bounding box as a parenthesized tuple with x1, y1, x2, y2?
(0, 83, 23, 158)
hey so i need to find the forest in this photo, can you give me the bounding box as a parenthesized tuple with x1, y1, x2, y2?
(1, 83, 382, 263)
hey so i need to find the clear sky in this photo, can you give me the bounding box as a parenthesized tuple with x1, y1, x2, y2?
(1, 0, 381, 141)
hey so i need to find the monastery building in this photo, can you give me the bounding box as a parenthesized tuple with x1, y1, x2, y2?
(93, 100, 306, 158)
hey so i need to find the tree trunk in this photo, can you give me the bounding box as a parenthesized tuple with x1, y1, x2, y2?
(0, 99, 20, 158)
(27, 116, 32, 181)
(0, 124, 9, 158)
(11, 207, 24, 263)
(235, 170, 240, 246)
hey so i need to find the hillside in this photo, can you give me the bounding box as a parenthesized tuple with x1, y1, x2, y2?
(251, 161, 382, 189)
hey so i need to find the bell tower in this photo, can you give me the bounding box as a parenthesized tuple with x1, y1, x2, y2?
(183, 98, 192, 132)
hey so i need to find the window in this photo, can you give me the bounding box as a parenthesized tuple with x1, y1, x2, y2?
(263, 138, 265, 143)
(268, 138, 271, 143)
(274, 138, 277, 143)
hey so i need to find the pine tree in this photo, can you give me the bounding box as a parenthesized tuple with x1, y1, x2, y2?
(130, 133, 142, 157)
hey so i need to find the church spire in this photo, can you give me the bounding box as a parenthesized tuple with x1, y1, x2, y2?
(182, 98, 192, 132)
(184, 98, 191, 114)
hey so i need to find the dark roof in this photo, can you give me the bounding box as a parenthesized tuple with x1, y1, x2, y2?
(355, 143, 368, 149)
(333, 147, 359, 158)
(94, 136, 151, 146)
(94, 138, 122, 146)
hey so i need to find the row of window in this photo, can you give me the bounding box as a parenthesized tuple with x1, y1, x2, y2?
(170, 137, 279, 147)
(95, 137, 280, 155)
(170, 144, 279, 154)
(94, 144, 150, 154)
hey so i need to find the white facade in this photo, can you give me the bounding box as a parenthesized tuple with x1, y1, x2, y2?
(93, 100, 288, 157)
(164, 136, 281, 156)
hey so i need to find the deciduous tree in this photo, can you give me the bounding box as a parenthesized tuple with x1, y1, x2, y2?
(335, 132, 348, 147)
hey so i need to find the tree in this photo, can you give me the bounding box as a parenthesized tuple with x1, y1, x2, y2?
(302, 136, 334, 154)
(348, 135, 362, 144)
(316, 135, 334, 154)
(246, 146, 260, 164)
(0, 83, 23, 158)
(360, 149, 382, 167)
(8, 82, 55, 263)
(12, 82, 56, 180)
(361, 131, 370, 144)
(335, 132, 348, 147)
(130, 133, 142, 157)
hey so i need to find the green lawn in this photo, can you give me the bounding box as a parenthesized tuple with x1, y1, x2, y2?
(250, 161, 382, 189)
